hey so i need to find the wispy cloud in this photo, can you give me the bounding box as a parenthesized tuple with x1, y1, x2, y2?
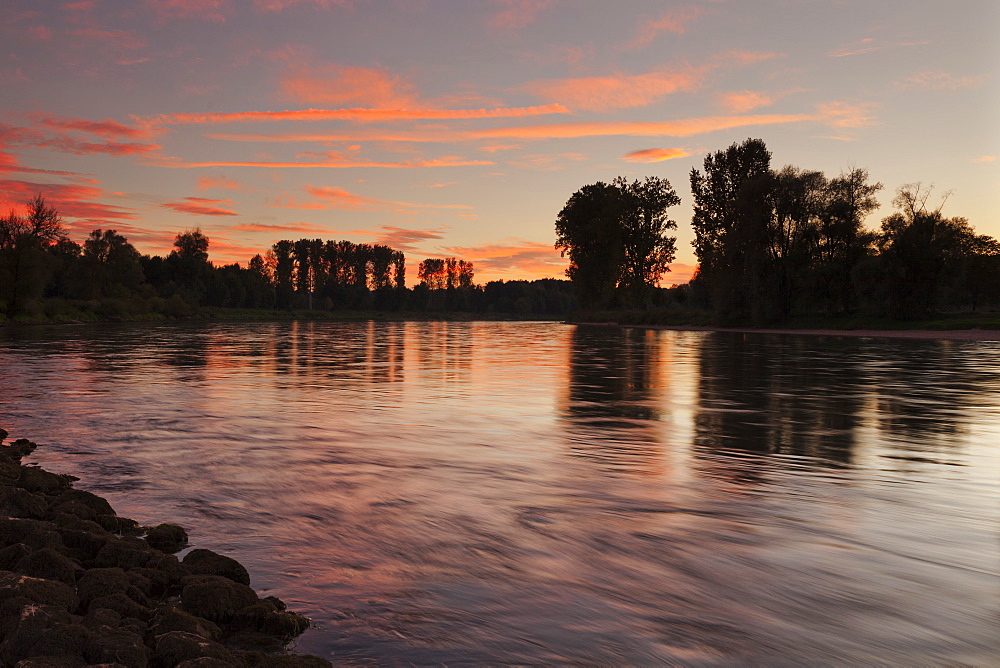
(196, 175, 250, 191)
(814, 101, 876, 128)
(163, 197, 238, 216)
(622, 148, 691, 163)
(524, 69, 703, 112)
(373, 225, 446, 251)
(231, 222, 334, 233)
(828, 37, 929, 58)
(148, 0, 229, 24)
(718, 90, 773, 113)
(973, 155, 996, 163)
(159, 155, 495, 169)
(626, 6, 704, 50)
(0, 122, 160, 157)
(138, 104, 569, 127)
(0, 178, 136, 222)
(441, 239, 567, 280)
(282, 65, 418, 107)
(896, 69, 985, 91)
(489, 0, 555, 30)
(34, 113, 149, 140)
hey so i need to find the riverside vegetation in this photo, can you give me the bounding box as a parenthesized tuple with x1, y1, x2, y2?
(1, 138, 997, 328)
(0, 428, 330, 667)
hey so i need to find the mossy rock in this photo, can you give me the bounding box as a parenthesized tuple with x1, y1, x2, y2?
(182, 549, 250, 586)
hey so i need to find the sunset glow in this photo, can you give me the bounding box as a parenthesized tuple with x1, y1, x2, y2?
(1, 1, 997, 282)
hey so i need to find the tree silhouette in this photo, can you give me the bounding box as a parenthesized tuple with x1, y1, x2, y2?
(0, 194, 66, 316)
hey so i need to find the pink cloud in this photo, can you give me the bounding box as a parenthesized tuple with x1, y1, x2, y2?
(139, 103, 569, 127)
(715, 51, 784, 66)
(254, 0, 350, 10)
(163, 197, 237, 216)
(441, 240, 567, 281)
(524, 69, 703, 112)
(69, 27, 146, 50)
(34, 113, 149, 139)
(814, 101, 876, 128)
(489, 0, 554, 30)
(718, 90, 773, 113)
(231, 222, 333, 233)
(627, 6, 703, 49)
(162, 156, 494, 169)
(829, 37, 929, 58)
(373, 226, 446, 251)
(0, 178, 136, 222)
(505, 152, 587, 171)
(622, 148, 691, 163)
(282, 65, 418, 107)
(148, 0, 229, 23)
(27, 25, 52, 40)
(896, 70, 985, 91)
(196, 175, 250, 191)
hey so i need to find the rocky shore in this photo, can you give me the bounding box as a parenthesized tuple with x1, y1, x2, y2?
(0, 428, 331, 667)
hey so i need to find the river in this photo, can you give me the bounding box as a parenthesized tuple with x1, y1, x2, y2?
(1, 321, 997, 664)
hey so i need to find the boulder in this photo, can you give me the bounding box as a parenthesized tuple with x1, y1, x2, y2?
(0, 518, 64, 551)
(88, 593, 153, 622)
(182, 550, 250, 586)
(153, 631, 236, 667)
(50, 489, 116, 517)
(145, 524, 189, 554)
(85, 625, 150, 668)
(13, 547, 83, 585)
(0, 571, 79, 613)
(96, 515, 141, 536)
(149, 607, 222, 641)
(180, 575, 258, 622)
(0, 487, 49, 519)
(0, 603, 89, 666)
(78, 568, 131, 607)
(0, 544, 33, 571)
(94, 537, 159, 570)
(17, 466, 75, 495)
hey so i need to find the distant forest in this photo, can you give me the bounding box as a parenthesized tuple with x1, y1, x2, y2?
(1, 137, 997, 324)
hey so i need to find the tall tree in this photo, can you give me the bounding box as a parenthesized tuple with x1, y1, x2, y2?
(80, 229, 144, 299)
(0, 194, 66, 317)
(615, 176, 679, 307)
(690, 138, 772, 322)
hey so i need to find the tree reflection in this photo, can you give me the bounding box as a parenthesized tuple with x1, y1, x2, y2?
(562, 325, 664, 474)
(694, 333, 865, 472)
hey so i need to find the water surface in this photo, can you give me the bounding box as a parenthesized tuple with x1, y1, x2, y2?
(1, 321, 997, 664)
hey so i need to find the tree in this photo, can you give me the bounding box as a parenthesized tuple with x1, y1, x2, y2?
(615, 176, 679, 307)
(816, 168, 882, 314)
(80, 229, 144, 299)
(0, 194, 66, 316)
(555, 181, 626, 309)
(166, 228, 212, 305)
(689, 138, 772, 322)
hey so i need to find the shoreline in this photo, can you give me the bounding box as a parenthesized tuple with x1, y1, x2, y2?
(0, 429, 331, 667)
(577, 322, 1000, 341)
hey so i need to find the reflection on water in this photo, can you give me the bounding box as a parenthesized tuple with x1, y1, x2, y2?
(1, 321, 998, 664)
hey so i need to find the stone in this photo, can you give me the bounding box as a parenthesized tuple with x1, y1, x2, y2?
(0, 544, 33, 571)
(149, 606, 222, 641)
(50, 489, 115, 517)
(180, 575, 258, 622)
(95, 515, 141, 536)
(58, 527, 111, 563)
(88, 593, 153, 622)
(0, 571, 80, 613)
(182, 549, 250, 586)
(17, 466, 74, 495)
(85, 626, 150, 668)
(13, 547, 83, 585)
(255, 655, 333, 667)
(0, 603, 89, 666)
(94, 537, 159, 570)
(0, 487, 49, 519)
(0, 518, 64, 551)
(144, 524, 189, 554)
(77, 568, 130, 608)
(153, 631, 235, 667)
(233, 602, 309, 638)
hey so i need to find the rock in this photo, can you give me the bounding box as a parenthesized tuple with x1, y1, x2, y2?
(15, 658, 89, 667)
(153, 631, 236, 667)
(182, 550, 250, 586)
(0, 487, 49, 519)
(0, 570, 80, 613)
(50, 489, 116, 517)
(58, 527, 111, 563)
(51, 500, 100, 522)
(0, 457, 21, 484)
(81, 607, 122, 631)
(149, 607, 222, 641)
(180, 575, 258, 622)
(0, 544, 33, 571)
(5, 437, 38, 459)
(85, 626, 150, 668)
(255, 655, 333, 667)
(13, 547, 84, 585)
(17, 466, 75, 495)
(94, 537, 160, 570)
(88, 593, 153, 622)
(78, 568, 131, 607)
(96, 515, 141, 536)
(234, 601, 309, 638)
(0, 518, 64, 551)
(0, 603, 89, 666)
(175, 658, 239, 667)
(145, 524, 189, 554)
(127, 567, 170, 598)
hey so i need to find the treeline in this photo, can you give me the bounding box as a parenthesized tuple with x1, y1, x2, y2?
(0, 199, 574, 321)
(558, 138, 1000, 323)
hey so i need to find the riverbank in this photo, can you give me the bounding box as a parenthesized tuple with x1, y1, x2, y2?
(0, 429, 330, 667)
(609, 323, 1000, 341)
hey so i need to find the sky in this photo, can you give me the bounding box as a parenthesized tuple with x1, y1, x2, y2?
(1, 0, 997, 285)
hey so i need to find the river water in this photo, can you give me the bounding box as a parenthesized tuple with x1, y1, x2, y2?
(0, 321, 997, 664)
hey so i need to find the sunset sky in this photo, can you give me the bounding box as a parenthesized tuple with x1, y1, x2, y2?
(2, 0, 997, 284)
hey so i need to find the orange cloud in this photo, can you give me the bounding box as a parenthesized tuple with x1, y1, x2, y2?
(441, 240, 567, 281)
(196, 175, 250, 191)
(161, 156, 494, 169)
(715, 51, 784, 66)
(0, 178, 136, 222)
(231, 222, 333, 233)
(163, 197, 237, 216)
(373, 226, 446, 251)
(69, 27, 145, 50)
(896, 70, 985, 91)
(255, 0, 349, 10)
(1, 122, 160, 156)
(505, 153, 588, 170)
(525, 69, 703, 112)
(718, 90, 773, 113)
(282, 65, 419, 107)
(829, 38, 929, 58)
(140, 104, 568, 127)
(489, 0, 554, 30)
(814, 101, 876, 128)
(148, 0, 228, 23)
(973, 155, 997, 163)
(622, 148, 691, 163)
(34, 114, 148, 139)
(627, 6, 703, 49)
